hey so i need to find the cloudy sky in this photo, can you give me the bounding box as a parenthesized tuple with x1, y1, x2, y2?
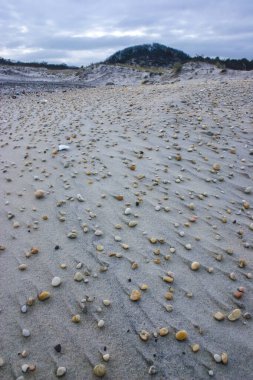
(0, 0, 252, 66)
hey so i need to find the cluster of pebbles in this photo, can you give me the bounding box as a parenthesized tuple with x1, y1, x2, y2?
(0, 78, 252, 379)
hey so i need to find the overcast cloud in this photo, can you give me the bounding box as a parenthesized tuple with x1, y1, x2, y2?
(0, 0, 252, 66)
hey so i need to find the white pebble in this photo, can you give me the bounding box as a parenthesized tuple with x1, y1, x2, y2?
(98, 320, 105, 328)
(213, 354, 221, 363)
(56, 366, 67, 377)
(124, 208, 132, 215)
(0, 357, 4, 367)
(21, 364, 29, 373)
(21, 305, 27, 313)
(22, 329, 30, 337)
(52, 277, 62, 287)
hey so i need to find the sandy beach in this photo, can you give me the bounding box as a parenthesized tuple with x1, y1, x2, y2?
(0, 78, 253, 379)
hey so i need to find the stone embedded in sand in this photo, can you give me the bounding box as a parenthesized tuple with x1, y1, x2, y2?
(242, 200, 250, 209)
(214, 354, 222, 363)
(21, 364, 29, 373)
(130, 289, 141, 301)
(22, 329, 30, 337)
(56, 367, 67, 377)
(188, 203, 195, 210)
(129, 164, 136, 170)
(175, 330, 188, 341)
(115, 195, 124, 201)
(213, 312, 225, 321)
(30, 247, 39, 254)
(102, 354, 110, 362)
(139, 284, 148, 290)
(238, 259, 247, 268)
(191, 344, 200, 352)
(95, 229, 103, 236)
(149, 237, 157, 244)
(0, 357, 5, 367)
(34, 189, 45, 199)
(52, 277, 61, 287)
(19, 264, 27, 271)
(233, 290, 243, 299)
(159, 327, 169, 336)
(96, 244, 104, 251)
(103, 300, 111, 306)
(67, 230, 77, 239)
(76, 194, 85, 202)
(228, 308, 241, 321)
(38, 291, 50, 301)
(212, 163, 221, 172)
(165, 291, 174, 300)
(139, 330, 150, 341)
(93, 364, 106, 377)
(71, 314, 81, 323)
(124, 208, 132, 215)
(74, 272, 84, 282)
(221, 352, 228, 365)
(98, 320, 105, 328)
(191, 262, 200, 271)
(163, 276, 174, 283)
(128, 220, 138, 227)
(185, 243, 192, 250)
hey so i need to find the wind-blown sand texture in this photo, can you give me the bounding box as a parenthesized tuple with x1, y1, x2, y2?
(0, 78, 253, 379)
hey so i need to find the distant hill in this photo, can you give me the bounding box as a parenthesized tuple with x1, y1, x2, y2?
(104, 43, 190, 67)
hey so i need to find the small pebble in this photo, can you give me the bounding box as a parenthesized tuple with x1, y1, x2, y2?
(175, 330, 188, 341)
(228, 308, 241, 321)
(34, 189, 45, 199)
(38, 291, 50, 301)
(22, 329, 30, 337)
(93, 363, 106, 377)
(74, 272, 84, 281)
(52, 277, 61, 287)
(98, 320, 105, 328)
(191, 261, 200, 271)
(56, 367, 67, 377)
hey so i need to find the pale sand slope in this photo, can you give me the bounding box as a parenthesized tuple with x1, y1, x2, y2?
(0, 78, 253, 380)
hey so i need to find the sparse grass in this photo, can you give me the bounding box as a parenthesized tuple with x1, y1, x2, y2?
(172, 62, 183, 74)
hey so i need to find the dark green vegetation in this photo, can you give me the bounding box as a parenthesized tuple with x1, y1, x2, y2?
(0, 57, 78, 70)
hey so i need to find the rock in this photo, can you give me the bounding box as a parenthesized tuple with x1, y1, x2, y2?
(96, 244, 104, 251)
(164, 291, 173, 300)
(191, 344, 200, 352)
(130, 289, 141, 301)
(54, 344, 62, 353)
(71, 314, 81, 323)
(18, 264, 27, 271)
(148, 365, 157, 375)
(52, 277, 61, 287)
(128, 220, 138, 227)
(98, 320, 105, 328)
(139, 330, 150, 341)
(21, 364, 29, 373)
(115, 195, 124, 201)
(102, 354, 110, 362)
(159, 327, 169, 336)
(93, 364, 106, 377)
(162, 275, 174, 283)
(34, 189, 45, 199)
(74, 272, 84, 281)
(0, 357, 4, 367)
(56, 367, 67, 377)
(38, 291, 50, 301)
(191, 261, 200, 271)
(21, 305, 27, 313)
(175, 330, 188, 341)
(95, 229, 103, 236)
(124, 208, 132, 215)
(213, 311, 225, 321)
(67, 230, 77, 239)
(103, 300, 111, 306)
(185, 243, 192, 250)
(212, 163, 221, 171)
(139, 284, 148, 290)
(213, 354, 222, 363)
(22, 329, 30, 337)
(221, 352, 228, 364)
(76, 194, 85, 202)
(228, 308, 241, 321)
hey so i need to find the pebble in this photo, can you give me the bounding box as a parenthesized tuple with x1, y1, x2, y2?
(56, 367, 67, 377)
(190, 261, 200, 271)
(139, 330, 150, 341)
(221, 352, 228, 364)
(67, 230, 77, 239)
(21, 364, 29, 373)
(214, 353, 222, 363)
(19, 264, 27, 271)
(159, 327, 169, 336)
(38, 291, 51, 301)
(0, 357, 4, 367)
(175, 330, 188, 341)
(213, 311, 225, 321)
(52, 277, 61, 287)
(98, 320, 105, 328)
(22, 329, 30, 337)
(103, 299, 111, 306)
(185, 243, 192, 250)
(148, 365, 158, 375)
(228, 308, 241, 321)
(71, 314, 81, 323)
(102, 354, 110, 362)
(21, 305, 27, 313)
(34, 189, 45, 199)
(76, 193, 85, 202)
(124, 208, 132, 215)
(130, 289, 141, 301)
(191, 344, 200, 352)
(74, 272, 84, 281)
(93, 364, 106, 377)
(128, 220, 138, 227)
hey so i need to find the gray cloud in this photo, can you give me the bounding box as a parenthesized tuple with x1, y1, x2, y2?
(0, 0, 252, 66)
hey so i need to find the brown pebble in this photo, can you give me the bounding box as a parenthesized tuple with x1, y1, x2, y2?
(115, 195, 124, 201)
(165, 291, 173, 300)
(130, 289, 141, 301)
(34, 189, 45, 199)
(159, 327, 169, 336)
(175, 330, 188, 341)
(71, 314, 81, 323)
(38, 291, 50, 301)
(139, 330, 150, 341)
(93, 364, 106, 377)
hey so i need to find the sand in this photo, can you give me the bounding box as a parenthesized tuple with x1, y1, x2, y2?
(0, 78, 253, 379)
